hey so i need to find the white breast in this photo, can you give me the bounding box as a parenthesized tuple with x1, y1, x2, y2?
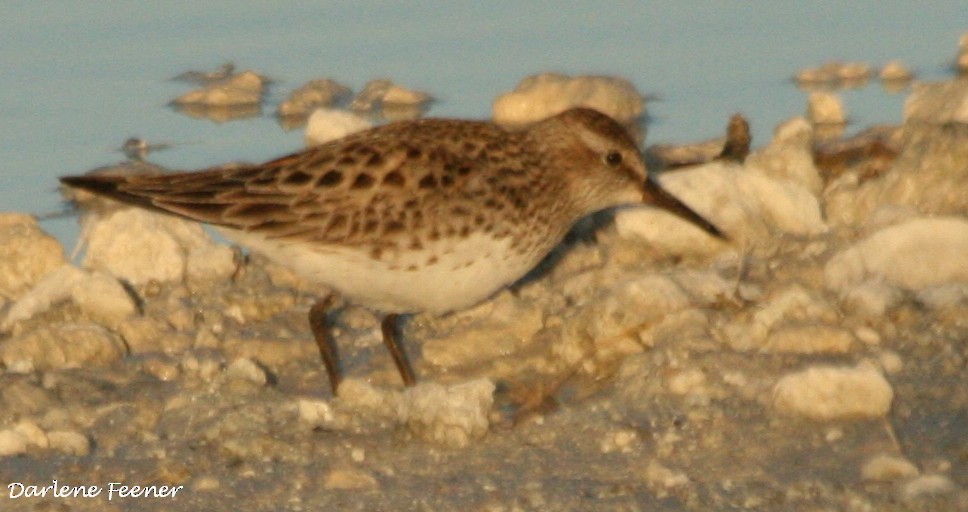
(220, 229, 538, 315)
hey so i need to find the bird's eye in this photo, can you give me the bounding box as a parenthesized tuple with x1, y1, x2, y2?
(604, 151, 623, 167)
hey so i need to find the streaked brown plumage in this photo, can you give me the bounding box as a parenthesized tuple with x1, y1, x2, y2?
(61, 108, 723, 394)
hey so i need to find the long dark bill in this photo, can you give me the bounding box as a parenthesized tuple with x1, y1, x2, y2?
(642, 176, 726, 240)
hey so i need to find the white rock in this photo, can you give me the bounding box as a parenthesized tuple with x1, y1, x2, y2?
(642, 460, 690, 490)
(277, 79, 351, 117)
(401, 379, 494, 449)
(13, 421, 48, 449)
(492, 73, 643, 126)
(322, 468, 378, 490)
(773, 364, 894, 420)
(171, 71, 265, 107)
(825, 217, 968, 293)
(297, 399, 335, 427)
(879, 60, 913, 82)
(0, 265, 85, 332)
(861, 454, 919, 482)
(807, 92, 846, 125)
(350, 79, 430, 111)
(0, 323, 127, 370)
(304, 108, 372, 146)
(0, 429, 28, 456)
(82, 207, 223, 286)
(70, 271, 137, 328)
(0, 214, 65, 300)
(841, 280, 903, 317)
(745, 117, 823, 194)
(185, 243, 237, 286)
(763, 325, 854, 354)
(899, 474, 957, 501)
(224, 358, 268, 386)
(46, 430, 91, 456)
(631, 161, 827, 245)
(903, 79, 968, 124)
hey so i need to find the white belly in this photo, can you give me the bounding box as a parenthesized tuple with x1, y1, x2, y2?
(221, 229, 538, 314)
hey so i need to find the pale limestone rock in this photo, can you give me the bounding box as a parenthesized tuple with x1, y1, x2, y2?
(773, 364, 894, 420)
(0, 429, 28, 456)
(746, 117, 824, 195)
(0, 214, 65, 300)
(350, 79, 430, 111)
(492, 73, 643, 126)
(620, 161, 826, 248)
(841, 280, 904, 317)
(402, 379, 494, 449)
(185, 243, 237, 286)
(304, 108, 372, 146)
(763, 324, 854, 354)
(807, 91, 846, 125)
(0, 323, 127, 370)
(224, 358, 268, 386)
(322, 468, 378, 490)
(903, 79, 968, 124)
(0, 265, 85, 332)
(825, 217, 968, 293)
(861, 454, 919, 482)
(46, 430, 91, 456)
(69, 271, 137, 329)
(276, 78, 351, 117)
(13, 421, 48, 449)
(899, 475, 957, 502)
(172, 71, 265, 107)
(82, 207, 223, 286)
(879, 60, 913, 82)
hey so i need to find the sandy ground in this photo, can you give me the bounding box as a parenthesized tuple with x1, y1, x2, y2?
(1, 76, 967, 511)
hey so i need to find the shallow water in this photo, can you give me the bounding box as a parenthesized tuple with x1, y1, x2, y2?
(1, 1, 964, 243)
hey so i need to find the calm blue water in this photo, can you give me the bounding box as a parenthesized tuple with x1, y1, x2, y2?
(1, 1, 964, 244)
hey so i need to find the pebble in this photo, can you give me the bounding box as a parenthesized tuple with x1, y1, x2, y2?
(840, 280, 903, 317)
(0, 429, 28, 456)
(899, 474, 956, 502)
(773, 364, 894, 420)
(276, 78, 352, 117)
(46, 430, 91, 456)
(322, 468, 378, 490)
(861, 454, 919, 482)
(224, 358, 268, 386)
(492, 73, 643, 126)
(807, 92, 846, 125)
(143, 358, 181, 381)
(402, 379, 494, 449)
(825, 217, 968, 293)
(641, 460, 690, 493)
(0, 214, 65, 301)
(297, 399, 335, 427)
(304, 108, 372, 146)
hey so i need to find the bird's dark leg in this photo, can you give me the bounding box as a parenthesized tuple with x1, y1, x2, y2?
(381, 314, 417, 387)
(309, 295, 341, 395)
